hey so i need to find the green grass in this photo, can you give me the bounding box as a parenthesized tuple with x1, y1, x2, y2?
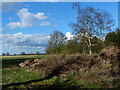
(2, 69, 108, 89)
(2, 55, 48, 68)
(2, 68, 41, 85)
(2, 67, 120, 89)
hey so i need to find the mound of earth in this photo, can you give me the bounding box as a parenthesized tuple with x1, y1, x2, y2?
(19, 47, 120, 82)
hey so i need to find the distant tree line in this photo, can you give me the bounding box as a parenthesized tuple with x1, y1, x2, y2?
(19, 51, 45, 55)
(46, 3, 119, 55)
(2, 52, 10, 56)
(2, 51, 45, 56)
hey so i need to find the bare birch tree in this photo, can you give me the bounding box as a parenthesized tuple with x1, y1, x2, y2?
(71, 3, 114, 55)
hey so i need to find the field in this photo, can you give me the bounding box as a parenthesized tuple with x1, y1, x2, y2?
(2, 53, 120, 89)
(2, 55, 47, 88)
(2, 55, 47, 68)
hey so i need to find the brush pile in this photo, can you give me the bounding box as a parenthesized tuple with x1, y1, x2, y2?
(19, 47, 120, 82)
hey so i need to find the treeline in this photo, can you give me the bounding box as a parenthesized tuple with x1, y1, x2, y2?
(46, 3, 120, 55)
(46, 29, 120, 55)
(2, 51, 45, 56)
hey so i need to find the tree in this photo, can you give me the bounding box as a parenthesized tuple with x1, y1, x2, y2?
(116, 29, 120, 48)
(14, 54, 16, 56)
(105, 32, 117, 46)
(77, 36, 104, 54)
(49, 31, 65, 47)
(2, 53, 6, 56)
(65, 40, 79, 54)
(91, 37, 105, 54)
(46, 31, 65, 54)
(6, 52, 10, 56)
(20, 51, 26, 55)
(36, 51, 40, 55)
(71, 3, 114, 55)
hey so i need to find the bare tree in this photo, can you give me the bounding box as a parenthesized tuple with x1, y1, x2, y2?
(71, 3, 114, 55)
(47, 31, 65, 54)
(36, 51, 40, 55)
(49, 31, 65, 47)
(20, 51, 26, 55)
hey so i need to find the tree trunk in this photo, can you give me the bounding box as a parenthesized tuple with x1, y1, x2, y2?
(89, 48, 92, 55)
(89, 46, 92, 55)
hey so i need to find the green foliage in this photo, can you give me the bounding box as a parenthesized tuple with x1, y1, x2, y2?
(91, 37, 105, 54)
(46, 34, 104, 55)
(116, 29, 120, 48)
(105, 32, 117, 46)
(105, 29, 120, 48)
(65, 40, 80, 54)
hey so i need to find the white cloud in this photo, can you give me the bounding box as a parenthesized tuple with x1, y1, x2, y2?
(40, 21, 51, 26)
(65, 32, 73, 40)
(1, 33, 50, 54)
(40, 21, 57, 27)
(7, 8, 48, 29)
(1, 2, 23, 12)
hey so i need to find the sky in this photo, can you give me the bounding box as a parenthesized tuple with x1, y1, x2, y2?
(2, 0, 119, 2)
(0, 2, 119, 55)
(119, 1, 120, 29)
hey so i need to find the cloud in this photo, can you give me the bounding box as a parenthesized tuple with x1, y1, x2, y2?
(7, 8, 48, 29)
(1, 2, 23, 12)
(65, 32, 73, 40)
(1, 33, 50, 54)
(40, 21, 57, 27)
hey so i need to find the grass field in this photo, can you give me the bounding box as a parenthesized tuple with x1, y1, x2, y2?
(2, 55, 47, 88)
(2, 68, 41, 85)
(3, 68, 116, 89)
(1, 55, 47, 68)
(2, 54, 120, 89)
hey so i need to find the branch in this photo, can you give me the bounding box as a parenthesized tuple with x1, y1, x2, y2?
(85, 40, 89, 47)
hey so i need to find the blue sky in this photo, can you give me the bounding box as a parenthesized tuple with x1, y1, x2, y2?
(1, 2, 118, 55)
